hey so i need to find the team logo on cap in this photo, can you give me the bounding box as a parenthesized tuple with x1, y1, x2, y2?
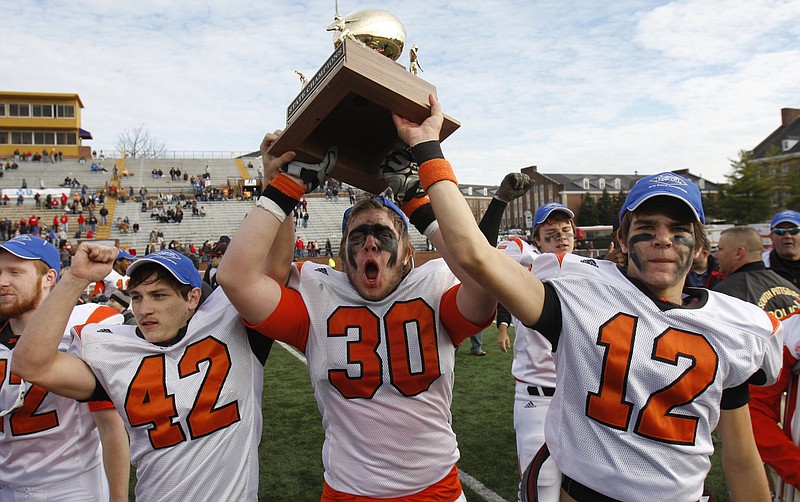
(11, 235, 34, 244)
(647, 173, 689, 193)
(155, 250, 183, 262)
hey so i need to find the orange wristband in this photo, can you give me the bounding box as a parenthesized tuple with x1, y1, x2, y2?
(270, 172, 305, 200)
(400, 195, 430, 217)
(419, 159, 458, 191)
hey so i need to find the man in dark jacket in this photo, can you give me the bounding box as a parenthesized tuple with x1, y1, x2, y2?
(714, 225, 800, 319)
(764, 210, 800, 288)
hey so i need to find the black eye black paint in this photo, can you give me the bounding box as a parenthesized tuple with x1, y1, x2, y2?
(346, 224, 400, 269)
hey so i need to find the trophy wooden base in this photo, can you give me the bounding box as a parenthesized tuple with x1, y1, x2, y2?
(268, 38, 459, 195)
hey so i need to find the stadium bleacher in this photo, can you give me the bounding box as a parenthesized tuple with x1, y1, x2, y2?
(1, 156, 429, 257)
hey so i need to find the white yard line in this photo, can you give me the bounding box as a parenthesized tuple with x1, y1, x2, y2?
(275, 341, 510, 502)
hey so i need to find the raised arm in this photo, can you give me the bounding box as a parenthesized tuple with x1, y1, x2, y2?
(393, 95, 546, 326)
(217, 131, 303, 325)
(12, 243, 117, 400)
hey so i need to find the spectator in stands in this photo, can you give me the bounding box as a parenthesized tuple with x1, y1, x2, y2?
(52, 215, 59, 231)
(17, 193, 24, 206)
(2, 194, 9, 206)
(199, 206, 206, 217)
(77, 213, 85, 234)
(29, 215, 40, 236)
(203, 242, 227, 290)
(295, 236, 304, 258)
(132, 222, 139, 233)
(302, 210, 309, 228)
(88, 215, 98, 233)
(60, 214, 69, 234)
(99, 205, 109, 226)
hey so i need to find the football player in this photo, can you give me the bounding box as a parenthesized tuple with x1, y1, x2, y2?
(0, 235, 129, 501)
(496, 201, 577, 502)
(12, 247, 275, 500)
(395, 94, 784, 501)
(217, 133, 496, 500)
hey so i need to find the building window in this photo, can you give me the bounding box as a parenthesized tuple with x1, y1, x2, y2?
(55, 105, 75, 118)
(598, 178, 605, 190)
(582, 177, 590, 190)
(9, 104, 30, 117)
(614, 178, 621, 190)
(0, 131, 7, 144)
(32, 104, 54, 118)
(11, 131, 33, 144)
(56, 131, 77, 145)
(547, 185, 553, 201)
(34, 132, 56, 145)
(0, 103, 5, 116)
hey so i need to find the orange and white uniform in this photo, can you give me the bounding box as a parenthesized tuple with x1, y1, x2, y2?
(0, 304, 122, 497)
(532, 253, 783, 501)
(250, 259, 490, 499)
(73, 288, 270, 501)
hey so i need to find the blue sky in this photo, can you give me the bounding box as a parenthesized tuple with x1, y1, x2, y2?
(3, 0, 799, 184)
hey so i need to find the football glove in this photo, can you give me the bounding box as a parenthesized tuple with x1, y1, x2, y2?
(379, 143, 425, 203)
(494, 172, 532, 203)
(281, 146, 338, 193)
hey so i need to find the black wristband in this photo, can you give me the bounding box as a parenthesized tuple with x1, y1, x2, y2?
(411, 141, 444, 165)
(408, 201, 436, 235)
(261, 185, 300, 216)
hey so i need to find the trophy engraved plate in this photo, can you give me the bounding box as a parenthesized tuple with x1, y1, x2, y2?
(269, 14, 460, 195)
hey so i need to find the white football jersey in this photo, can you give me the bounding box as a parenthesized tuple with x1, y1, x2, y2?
(288, 259, 464, 498)
(0, 304, 123, 488)
(74, 288, 265, 501)
(534, 253, 783, 501)
(497, 240, 554, 387)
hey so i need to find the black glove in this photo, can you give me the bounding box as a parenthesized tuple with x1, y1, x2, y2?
(494, 172, 532, 203)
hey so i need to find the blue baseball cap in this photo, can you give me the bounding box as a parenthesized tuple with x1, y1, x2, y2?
(125, 249, 202, 289)
(341, 196, 408, 234)
(0, 235, 61, 279)
(771, 210, 800, 229)
(620, 172, 705, 224)
(534, 202, 575, 226)
(116, 248, 135, 260)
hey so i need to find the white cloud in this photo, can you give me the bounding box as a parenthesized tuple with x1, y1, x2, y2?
(2, 0, 798, 184)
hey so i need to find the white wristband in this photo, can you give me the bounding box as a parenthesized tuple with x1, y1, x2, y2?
(421, 220, 439, 240)
(255, 196, 287, 223)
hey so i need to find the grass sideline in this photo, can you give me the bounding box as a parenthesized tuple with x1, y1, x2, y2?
(128, 325, 734, 500)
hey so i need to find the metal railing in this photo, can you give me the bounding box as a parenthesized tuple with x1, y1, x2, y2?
(91, 150, 253, 160)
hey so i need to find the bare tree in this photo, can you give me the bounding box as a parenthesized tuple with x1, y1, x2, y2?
(114, 124, 167, 158)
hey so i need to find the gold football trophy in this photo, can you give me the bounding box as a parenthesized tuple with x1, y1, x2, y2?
(268, 7, 459, 194)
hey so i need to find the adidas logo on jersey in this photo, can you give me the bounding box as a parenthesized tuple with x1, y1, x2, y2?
(580, 258, 598, 268)
(524, 401, 537, 409)
(97, 328, 113, 333)
(314, 267, 328, 275)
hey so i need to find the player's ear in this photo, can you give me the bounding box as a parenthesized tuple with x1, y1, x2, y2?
(43, 269, 58, 289)
(187, 287, 202, 310)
